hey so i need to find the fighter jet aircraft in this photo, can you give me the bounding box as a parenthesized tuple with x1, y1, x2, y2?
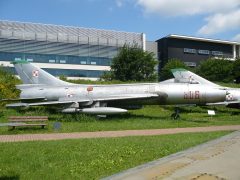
(171, 68, 240, 109)
(6, 61, 227, 115)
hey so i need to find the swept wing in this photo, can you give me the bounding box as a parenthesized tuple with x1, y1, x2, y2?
(6, 93, 160, 108)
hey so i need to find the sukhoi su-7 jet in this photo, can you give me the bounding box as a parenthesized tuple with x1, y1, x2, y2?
(6, 60, 227, 115)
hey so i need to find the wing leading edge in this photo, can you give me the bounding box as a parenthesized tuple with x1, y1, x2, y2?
(6, 93, 161, 108)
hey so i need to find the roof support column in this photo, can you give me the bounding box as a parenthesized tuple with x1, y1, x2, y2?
(238, 45, 240, 59)
(233, 44, 236, 60)
(142, 33, 146, 51)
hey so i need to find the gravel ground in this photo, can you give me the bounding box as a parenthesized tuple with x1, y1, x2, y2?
(0, 125, 240, 142)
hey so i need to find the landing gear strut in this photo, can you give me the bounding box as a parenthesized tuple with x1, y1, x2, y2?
(171, 107, 180, 120)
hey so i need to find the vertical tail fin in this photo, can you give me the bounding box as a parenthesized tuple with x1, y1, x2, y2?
(13, 60, 72, 86)
(171, 68, 220, 87)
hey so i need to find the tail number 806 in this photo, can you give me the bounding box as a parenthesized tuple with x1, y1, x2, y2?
(184, 91, 200, 99)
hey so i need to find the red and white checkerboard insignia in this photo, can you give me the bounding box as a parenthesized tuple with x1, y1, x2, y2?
(32, 70, 39, 77)
(226, 94, 234, 101)
(67, 93, 73, 98)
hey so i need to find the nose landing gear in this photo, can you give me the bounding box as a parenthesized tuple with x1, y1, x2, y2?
(171, 107, 180, 120)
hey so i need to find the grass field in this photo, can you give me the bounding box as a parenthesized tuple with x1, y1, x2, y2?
(0, 131, 230, 179)
(0, 105, 239, 135)
(216, 82, 240, 88)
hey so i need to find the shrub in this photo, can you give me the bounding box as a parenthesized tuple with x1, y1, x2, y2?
(159, 59, 189, 81)
(196, 58, 233, 82)
(0, 67, 21, 100)
(232, 58, 240, 83)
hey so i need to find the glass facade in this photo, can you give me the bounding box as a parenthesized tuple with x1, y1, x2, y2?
(44, 68, 104, 77)
(4, 66, 104, 78)
(0, 20, 144, 78)
(0, 50, 113, 66)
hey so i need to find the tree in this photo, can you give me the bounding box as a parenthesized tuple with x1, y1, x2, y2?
(100, 71, 114, 81)
(159, 59, 189, 81)
(0, 67, 21, 105)
(232, 58, 240, 83)
(105, 43, 158, 82)
(196, 58, 233, 82)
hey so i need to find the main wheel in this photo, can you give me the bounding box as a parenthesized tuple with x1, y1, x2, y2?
(171, 113, 180, 119)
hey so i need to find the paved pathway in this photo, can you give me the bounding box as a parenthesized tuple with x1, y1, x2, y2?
(0, 125, 240, 142)
(104, 130, 240, 180)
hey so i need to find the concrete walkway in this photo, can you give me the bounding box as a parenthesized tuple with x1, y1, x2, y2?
(104, 131, 240, 180)
(0, 125, 240, 142)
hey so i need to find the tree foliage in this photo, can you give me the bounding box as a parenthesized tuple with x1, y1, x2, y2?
(196, 58, 233, 82)
(160, 58, 238, 83)
(232, 58, 240, 83)
(104, 44, 158, 82)
(159, 59, 189, 81)
(0, 67, 21, 101)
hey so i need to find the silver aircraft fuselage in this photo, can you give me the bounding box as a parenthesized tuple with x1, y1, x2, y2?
(20, 83, 226, 106)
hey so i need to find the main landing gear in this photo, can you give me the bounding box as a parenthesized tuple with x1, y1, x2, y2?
(171, 107, 180, 120)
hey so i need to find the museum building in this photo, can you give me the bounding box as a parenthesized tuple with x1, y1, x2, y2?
(0, 20, 156, 79)
(157, 34, 240, 70)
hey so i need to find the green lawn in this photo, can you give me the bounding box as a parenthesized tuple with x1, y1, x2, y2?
(0, 105, 239, 135)
(0, 131, 230, 179)
(216, 82, 240, 88)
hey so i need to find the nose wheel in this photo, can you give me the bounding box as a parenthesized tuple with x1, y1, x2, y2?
(171, 107, 180, 120)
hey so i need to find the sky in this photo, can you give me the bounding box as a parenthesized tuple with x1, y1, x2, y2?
(0, 0, 240, 42)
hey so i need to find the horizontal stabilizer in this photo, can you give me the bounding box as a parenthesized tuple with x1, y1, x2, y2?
(16, 84, 47, 90)
(6, 103, 29, 108)
(2, 97, 46, 103)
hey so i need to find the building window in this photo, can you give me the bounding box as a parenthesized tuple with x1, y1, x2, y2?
(91, 61, 96, 65)
(198, 50, 209, 55)
(60, 60, 66, 63)
(184, 62, 196, 67)
(49, 59, 56, 63)
(80, 61, 86, 64)
(184, 48, 196, 54)
(212, 51, 223, 56)
(27, 58, 33, 62)
(14, 57, 22, 61)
